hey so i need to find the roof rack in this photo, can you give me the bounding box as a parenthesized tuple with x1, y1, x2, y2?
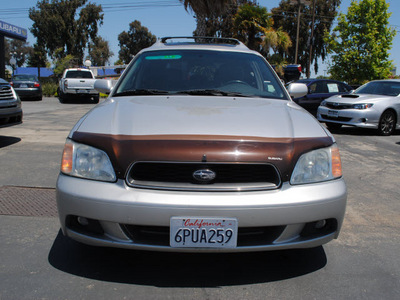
(160, 36, 243, 46)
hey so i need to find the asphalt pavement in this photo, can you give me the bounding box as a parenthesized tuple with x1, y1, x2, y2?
(0, 97, 399, 299)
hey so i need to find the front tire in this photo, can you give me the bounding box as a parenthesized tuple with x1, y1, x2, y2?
(378, 110, 396, 136)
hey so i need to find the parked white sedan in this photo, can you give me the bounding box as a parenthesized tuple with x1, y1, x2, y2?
(318, 79, 400, 135)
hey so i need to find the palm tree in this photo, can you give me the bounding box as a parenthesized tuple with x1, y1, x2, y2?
(180, 0, 234, 36)
(233, 4, 292, 56)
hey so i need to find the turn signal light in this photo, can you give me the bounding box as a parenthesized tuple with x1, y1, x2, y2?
(331, 146, 342, 178)
(61, 142, 73, 173)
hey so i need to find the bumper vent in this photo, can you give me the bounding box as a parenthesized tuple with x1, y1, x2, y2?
(320, 114, 352, 122)
(121, 225, 286, 247)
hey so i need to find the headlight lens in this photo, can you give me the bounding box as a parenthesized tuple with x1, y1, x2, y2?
(61, 139, 116, 182)
(290, 144, 342, 185)
(320, 100, 327, 107)
(352, 103, 373, 109)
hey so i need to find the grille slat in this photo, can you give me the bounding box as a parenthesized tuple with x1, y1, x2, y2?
(324, 103, 352, 110)
(0, 86, 14, 101)
(127, 162, 281, 191)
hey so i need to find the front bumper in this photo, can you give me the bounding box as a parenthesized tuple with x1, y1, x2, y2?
(56, 174, 347, 252)
(0, 107, 22, 128)
(317, 106, 380, 129)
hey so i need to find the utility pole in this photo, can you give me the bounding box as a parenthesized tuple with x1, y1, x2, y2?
(307, 0, 316, 78)
(290, 0, 311, 65)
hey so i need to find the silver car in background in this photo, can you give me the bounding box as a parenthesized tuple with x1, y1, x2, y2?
(318, 79, 400, 135)
(56, 37, 347, 253)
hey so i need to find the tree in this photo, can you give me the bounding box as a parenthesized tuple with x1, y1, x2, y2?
(232, 4, 292, 58)
(53, 54, 77, 77)
(88, 36, 114, 66)
(272, 0, 341, 76)
(29, 0, 103, 64)
(233, 4, 272, 51)
(200, 0, 257, 38)
(26, 43, 49, 78)
(5, 38, 32, 67)
(118, 21, 156, 64)
(179, 0, 234, 36)
(325, 0, 395, 84)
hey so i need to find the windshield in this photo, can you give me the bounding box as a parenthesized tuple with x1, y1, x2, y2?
(355, 81, 400, 96)
(115, 50, 287, 99)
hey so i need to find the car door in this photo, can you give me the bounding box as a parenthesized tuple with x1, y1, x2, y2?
(296, 81, 328, 115)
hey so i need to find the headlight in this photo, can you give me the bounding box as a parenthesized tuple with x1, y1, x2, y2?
(290, 144, 342, 185)
(352, 103, 373, 109)
(10, 86, 19, 100)
(61, 139, 116, 182)
(320, 100, 327, 107)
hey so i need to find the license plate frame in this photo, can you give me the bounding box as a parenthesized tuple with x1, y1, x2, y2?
(328, 110, 339, 118)
(20, 84, 28, 88)
(170, 217, 238, 248)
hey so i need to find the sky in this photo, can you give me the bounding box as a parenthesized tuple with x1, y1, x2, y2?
(1, 0, 400, 77)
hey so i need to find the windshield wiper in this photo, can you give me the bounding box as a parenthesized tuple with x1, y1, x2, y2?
(176, 89, 246, 97)
(113, 89, 170, 97)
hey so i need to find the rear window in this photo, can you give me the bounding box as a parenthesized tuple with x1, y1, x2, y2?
(65, 70, 93, 79)
(13, 75, 38, 81)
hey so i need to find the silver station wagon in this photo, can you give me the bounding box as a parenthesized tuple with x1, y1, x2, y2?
(56, 37, 347, 252)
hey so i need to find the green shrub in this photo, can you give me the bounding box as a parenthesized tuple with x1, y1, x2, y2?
(42, 82, 58, 97)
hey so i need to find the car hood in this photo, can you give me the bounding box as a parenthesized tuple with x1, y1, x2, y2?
(325, 93, 393, 103)
(74, 95, 328, 138)
(70, 95, 334, 180)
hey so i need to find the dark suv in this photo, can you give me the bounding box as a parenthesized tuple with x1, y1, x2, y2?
(0, 78, 22, 128)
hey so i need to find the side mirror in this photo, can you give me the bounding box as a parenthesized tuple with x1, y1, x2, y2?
(287, 83, 308, 98)
(94, 79, 116, 94)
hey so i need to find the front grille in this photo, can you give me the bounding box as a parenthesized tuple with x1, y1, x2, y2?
(126, 162, 281, 191)
(121, 225, 286, 247)
(0, 86, 14, 101)
(324, 103, 353, 110)
(320, 114, 352, 122)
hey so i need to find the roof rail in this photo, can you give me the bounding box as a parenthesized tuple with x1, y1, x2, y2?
(160, 36, 243, 46)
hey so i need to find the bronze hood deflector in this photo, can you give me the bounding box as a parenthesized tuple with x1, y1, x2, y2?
(71, 132, 334, 182)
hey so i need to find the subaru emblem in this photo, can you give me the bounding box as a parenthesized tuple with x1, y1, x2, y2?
(193, 169, 216, 182)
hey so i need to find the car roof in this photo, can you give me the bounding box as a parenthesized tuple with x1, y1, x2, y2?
(296, 78, 351, 86)
(140, 36, 260, 55)
(65, 68, 91, 72)
(368, 79, 400, 83)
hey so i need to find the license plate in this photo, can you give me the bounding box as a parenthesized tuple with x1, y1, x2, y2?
(328, 110, 339, 118)
(20, 84, 28, 88)
(77, 89, 89, 93)
(170, 217, 238, 248)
